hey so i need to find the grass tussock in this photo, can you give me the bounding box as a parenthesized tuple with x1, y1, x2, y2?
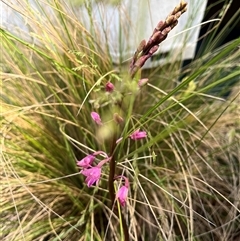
(1, 0, 240, 240)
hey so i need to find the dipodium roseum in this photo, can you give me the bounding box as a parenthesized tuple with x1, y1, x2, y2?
(80, 167, 101, 187)
(80, 156, 111, 187)
(77, 155, 95, 168)
(115, 176, 129, 207)
(91, 112, 102, 125)
(129, 129, 147, 140)
(116, 186, 129, 207)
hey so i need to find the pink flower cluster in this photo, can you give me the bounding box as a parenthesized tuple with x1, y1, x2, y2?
(77, 152, 129, 206)
(79, 111, 147, 207)
(77, 151, 110, 187)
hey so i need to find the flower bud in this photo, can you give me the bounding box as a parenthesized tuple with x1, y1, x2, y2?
(138, 78, 149, 87)
(105, 81, 114, 92)
(91, 112, 102, 125)
(129, 129, 147, 140)
(113, 113, 124, 124)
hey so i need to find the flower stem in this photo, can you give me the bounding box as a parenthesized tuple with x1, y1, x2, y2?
(120, 211, 129, 241)
(108, 135, 117, 207)
(108, 135, 129, 241)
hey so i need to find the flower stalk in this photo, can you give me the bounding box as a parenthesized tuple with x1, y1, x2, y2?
(76, 2, 187, 241)
(129, 0, 187, 78)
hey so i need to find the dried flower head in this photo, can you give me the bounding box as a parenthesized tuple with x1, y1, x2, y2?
(129, 1, 187, 78)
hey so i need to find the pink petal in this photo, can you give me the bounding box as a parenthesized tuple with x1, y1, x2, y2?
(91, 112, 102, 125)
(77, 155, 95, 168)
(116, 186, 128, 207)
(130, 129, 147, 140)
(81, 167, 101, 187)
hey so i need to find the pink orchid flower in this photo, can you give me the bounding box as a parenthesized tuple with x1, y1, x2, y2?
(116, 185, 129, 207)
(91, 112, 102, 125)
(80, 166, 101, 187)
(80, 156, 111, 187)
(77, 155, 95, 169)
(129, 129, 147, 140)
(115, 176, 129, 207)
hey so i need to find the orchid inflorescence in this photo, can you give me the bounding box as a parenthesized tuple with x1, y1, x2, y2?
(77, 111, 147, 206)
(76, 5, 187, 240)
(77, 0, 187, 209)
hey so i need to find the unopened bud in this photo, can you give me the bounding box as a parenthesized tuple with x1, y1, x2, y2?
(166, 15, 176, 25)
(137, 40, 146, 52)
(113, 113, 124, 124)
(138, 78, 149, 87)
(105, 81, 114, 92)
(161, 26, 172, 36)
(149, 45, 159, 55)
(155, 20, 164, 32)
(135, 55, 149, 68)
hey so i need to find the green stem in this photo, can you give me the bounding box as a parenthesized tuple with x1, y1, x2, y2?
(108, 135, 117, 207)
(120, 211, 129, 241)
(108, 135, 129, 241)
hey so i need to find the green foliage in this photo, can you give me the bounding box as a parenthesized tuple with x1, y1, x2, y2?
(1, 0, 239, 240)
